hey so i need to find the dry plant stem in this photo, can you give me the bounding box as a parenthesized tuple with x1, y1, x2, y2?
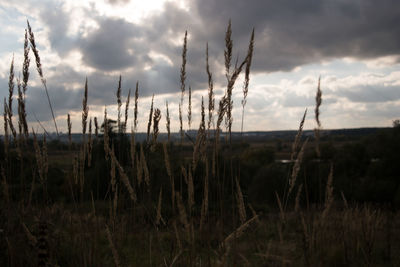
(1, 165, 9, 203)
(286, 138, 309, 208)
(27, 20, 59, 137)
(146, 94, 154, 144)
(67, 114, 72, 148)
(224, 20, 233, 79)
(82, 78, 89, 136)
(105, 225, 121, 267)
(163, 142, 175, 209)
(188, 86, 192, 130)
(94, 117, 99, 138)
(130, 127, 136, 169)
(200, 160, 209, 231)
(3, 99, 9, 157)
(8, 57, 17, 141)
(321, 163, 334, 220)
(152, 108, 161, 149)
(107, 142, 137, 202)
(314, 77, 322, 158)
(179, 31, 187, 143)
(166, 101, 171, 142)
(21, 29, 30, 140)
(116, 75, 122, 133)
(241, 28, 254, 135)
(155, 188, 163, 225)
(88, 118, 93, 167)
(235, 176, 246, 224)
(206, 43, 214, 134)
(291, 109, 307, 161)
(134, 81, 139, 131)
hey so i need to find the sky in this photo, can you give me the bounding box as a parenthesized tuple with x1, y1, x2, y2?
(0, 0, 400, 134)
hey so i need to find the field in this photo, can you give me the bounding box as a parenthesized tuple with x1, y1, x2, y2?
(1, 21, 400, 267)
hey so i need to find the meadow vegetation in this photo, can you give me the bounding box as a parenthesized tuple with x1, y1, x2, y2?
(1, 21, 400, 266)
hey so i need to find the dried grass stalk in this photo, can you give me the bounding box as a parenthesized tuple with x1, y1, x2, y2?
(67, 114, 72, 148)
(1, 166, 9, 203)
(3, 99, 9, 156)
(235, 176, 247, 224)
(241, 28, 254, 134)
(295, 184, 303, 212)
(146, 94, 154, 144)
(130, 127, 136, 169)
(7, 57, 17, 141)
(166, 101, 171, 142)
(314, 77, 322, 158)
(94, 117, 99, 138)
(206, 43, 214, 133)
(134, 81, 139, 131)
(27, 20, 59, 137)
(188, 86, 192, 130)
(322, 163, 334, 220)
(200, 160, 209, 231)
(163, 142, 175, 209)
(82, 77, 89, 136)
(156, 188, 163, 225)
(179, 31, 187, 143)
(140, 144, 150, 189)
(188, 168, 194, 211)
(193, 97, 206, 170)
(152, 108, 161, 150)
(176, 192, 190, 236)
(108, 143, 137, 202)
(87, 118, 93, 167)
(116, 75, 122, 133)
(224, 20, 233, 79)
(288, 138, 308, 198)
(103, 108, 110, 159)
(105, 225, 121, 267)
(223, 214, 259, 250)
(124, 88, 130, 133)
(291, 109, 307, 161)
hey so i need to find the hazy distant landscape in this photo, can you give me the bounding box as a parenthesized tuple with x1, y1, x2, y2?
(1, 1, 400, 266)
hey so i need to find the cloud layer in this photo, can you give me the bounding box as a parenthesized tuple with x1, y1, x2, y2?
(0, 0, 399, 132)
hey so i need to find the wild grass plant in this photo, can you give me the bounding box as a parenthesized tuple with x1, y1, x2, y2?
(0, 20, 399, 267)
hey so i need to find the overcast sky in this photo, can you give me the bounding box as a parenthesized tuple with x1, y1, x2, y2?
(1, 0, 400, 134)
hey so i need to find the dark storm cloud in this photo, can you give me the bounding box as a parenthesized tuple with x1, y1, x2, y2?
(194, 0, 400, 72)
(79, 17, 148, 71)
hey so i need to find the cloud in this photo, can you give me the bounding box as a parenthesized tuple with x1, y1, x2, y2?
(194, 0, 400, 72)
(107, 0, 130, 5)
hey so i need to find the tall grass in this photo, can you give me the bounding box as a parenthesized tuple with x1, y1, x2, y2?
(0, 20, 398, 267)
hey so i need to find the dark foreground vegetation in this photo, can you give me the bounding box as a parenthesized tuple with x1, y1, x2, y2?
(1, 21, 400, 266)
